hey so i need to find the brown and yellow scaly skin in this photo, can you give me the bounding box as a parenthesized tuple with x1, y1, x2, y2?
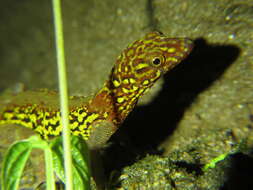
(0, 32, 193, 149)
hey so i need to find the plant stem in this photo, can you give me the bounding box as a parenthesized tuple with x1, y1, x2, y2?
(52, 0, 73, 190)
(44, 147, 56, 190)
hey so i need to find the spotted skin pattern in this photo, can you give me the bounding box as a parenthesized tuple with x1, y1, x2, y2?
(0, 32, 193, 149)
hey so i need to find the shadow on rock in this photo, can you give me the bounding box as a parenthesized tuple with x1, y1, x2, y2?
(103, 38, 240, 175)
(221, 152, 253, 190)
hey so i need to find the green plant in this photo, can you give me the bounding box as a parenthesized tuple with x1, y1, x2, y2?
(1, 0, 91, 189)
(1, 135, 91, 190)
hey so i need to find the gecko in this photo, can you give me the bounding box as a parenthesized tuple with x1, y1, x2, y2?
(0, 31, 193, 149)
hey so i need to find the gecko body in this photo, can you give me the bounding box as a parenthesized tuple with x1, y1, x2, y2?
(0, 32, 193, 149)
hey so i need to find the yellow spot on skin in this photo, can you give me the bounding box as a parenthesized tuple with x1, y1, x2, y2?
(151, 70, 161, 82)
(135, 63, 149, 70)
(73, 131, 81, 136)
(117, 54, 122, 60)
(118, 66, 122, 73)
(103, 112, 108, 118)
(84, 113, 99, 125)
(132, 85, 138, 91)
(117, 97, 125, 103)
(183, 47, 189, 52)
(79, 111, 87, 121)
(3, 113, 13, 120)
(78, 124, 87, 131)
(78, 115, 83, 122)
(167, 57, 178, 62)
(72, 121, 79, 129)
(156, 70, 161, 78)
(129, 78, 136, 83)
(51, 125, 61, 135)
(139, 89, 145, 94)
(119, 106, 124, 111)
(143, 39, 153, 44)
(160, 47, 168, 51)
(175, 52, 184, 58)
(113, 80, 121, 88)
(122, 88, 129, 93)
(18, 113, 26, 119)
(167, 47, 176, 53)
(127, 49, 134, 57)
(123, 79, 129, 84)
(142, 80, 150, 85)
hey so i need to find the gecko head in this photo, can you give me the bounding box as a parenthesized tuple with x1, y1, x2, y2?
(112, 31, 193, 90)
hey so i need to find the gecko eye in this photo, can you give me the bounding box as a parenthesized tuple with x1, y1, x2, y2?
(151, 55, 164, 67)
(152, 58, 161, 65)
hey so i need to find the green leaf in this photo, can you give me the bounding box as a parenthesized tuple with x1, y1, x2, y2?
(1, 135, 56, 190)
(51, 136, 91, 190)
(50, 137, 65, 182)
(202, 153, 228, 171)
(1, 140, 32, 190)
